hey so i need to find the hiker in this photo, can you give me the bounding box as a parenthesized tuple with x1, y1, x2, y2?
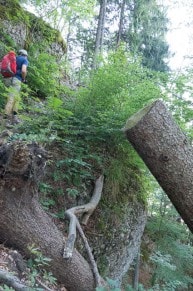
(3, 49, 28, 125)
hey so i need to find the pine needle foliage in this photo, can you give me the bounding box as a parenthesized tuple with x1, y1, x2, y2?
(145, 194, 193, 289)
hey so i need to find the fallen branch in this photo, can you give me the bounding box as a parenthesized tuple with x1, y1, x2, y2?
(36, 277, 54, 291)
(0, 268, 28, 291)
(63, 175, 104, 287)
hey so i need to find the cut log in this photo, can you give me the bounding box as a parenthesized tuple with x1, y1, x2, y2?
(0, 141, 95, 291)
(124, 99, 193, 233)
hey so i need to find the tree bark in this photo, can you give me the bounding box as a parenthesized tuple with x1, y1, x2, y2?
(93, 0, 107, 68)
(124, 99, 193, 234)
(0, 141, 95, 291)
(116, 0, 126, 48)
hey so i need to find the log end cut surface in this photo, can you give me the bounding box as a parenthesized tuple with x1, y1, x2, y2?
(123, 99, 159, 131)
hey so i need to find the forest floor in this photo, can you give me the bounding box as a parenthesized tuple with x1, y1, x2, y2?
(0, 244, 68, 290)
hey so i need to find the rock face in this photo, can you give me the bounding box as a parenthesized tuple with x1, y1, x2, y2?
(107, 203, 146, 281)
(86, 202, 147, 283)
(1, 20, 27, 48)
(0, 0, 66, 58)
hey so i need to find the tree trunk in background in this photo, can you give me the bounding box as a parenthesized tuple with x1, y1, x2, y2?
(93, 0, 107, 68)
(116, 0, 126, 48)
(124, 99, 193, 234)
(100, 0, 106, 50)
(0, 141, 95, 291)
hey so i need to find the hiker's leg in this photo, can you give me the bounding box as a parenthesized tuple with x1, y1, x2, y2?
(5, 77, 21, 116)
(13, 98, 20, 114)
(3, 78, 14, 116)
(12, 78, 22, 124)
(12, 78, 21, 114)
(4, 77, 21, 116)
(5, 94, 15, 116)
(3, 78, 22, 126)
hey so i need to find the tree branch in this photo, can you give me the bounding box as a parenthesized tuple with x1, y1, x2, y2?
(36, 277, 54, 291)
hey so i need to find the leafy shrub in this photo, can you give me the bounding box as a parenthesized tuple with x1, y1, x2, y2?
(27, 52, 66, 99)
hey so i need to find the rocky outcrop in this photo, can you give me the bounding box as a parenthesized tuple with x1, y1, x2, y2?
(0, 0, 66, 58)
(85, 201, 147, 284)
(107, 203, 146, 281)
(1, 20, 27, 49)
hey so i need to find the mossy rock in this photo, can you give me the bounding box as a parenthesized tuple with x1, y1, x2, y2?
(0, 0, 28, 23)
(0, 0, 66, 54)
(27, 13, 67, 52)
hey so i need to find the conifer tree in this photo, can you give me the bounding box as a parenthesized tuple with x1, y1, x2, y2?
(127, 0, 170, 72)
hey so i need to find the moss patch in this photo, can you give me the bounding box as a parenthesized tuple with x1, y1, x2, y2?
(0, 0, 66, 54)
(0, 0, 28, 23)
(27, 12, 67, 52)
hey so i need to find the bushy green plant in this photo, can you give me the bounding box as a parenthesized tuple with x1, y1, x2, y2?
(8, 46, 165, 221)
(68, 49, 162, 175)
(74, 48, 161, 120)
(65, 49, 162, 204)
(15, 48, 163, 211)
(27, 52, 66, 99)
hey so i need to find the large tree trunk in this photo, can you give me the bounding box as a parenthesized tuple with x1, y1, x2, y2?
(0, 141, 95, 291)
(124, 99, 193, 233)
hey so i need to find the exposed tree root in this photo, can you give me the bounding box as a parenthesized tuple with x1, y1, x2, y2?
(63, 175, 104, 287)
